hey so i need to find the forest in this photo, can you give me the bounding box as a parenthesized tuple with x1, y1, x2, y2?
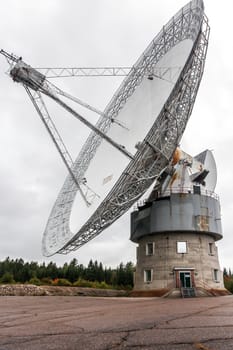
(0, 257, 233, 293)
(223, 268, 233, 293)
(0, 257, 134, 289)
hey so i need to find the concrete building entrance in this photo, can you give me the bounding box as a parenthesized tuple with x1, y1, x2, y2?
(179, 271, 191, 288)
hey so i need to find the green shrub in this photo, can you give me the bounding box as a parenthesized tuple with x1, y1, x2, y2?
(0, 272, 15, 284)
(73, 278, 93, 288)
(94, 281, 113, 289)
(28, 277, 41, 286)
(53, 278, 72, 286)
(224, 277, 233, 293)
(40, 277, 53, 285)
(73, 279, 114, 289)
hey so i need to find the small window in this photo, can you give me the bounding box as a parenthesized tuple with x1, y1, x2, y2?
(209, 243, 214, 255)
(146, 242, 154, 256)
(213, 269, 219, 282)
(177, 241, 187, 254)
(144, 269, 153, 283)
(193, 185, 201, 194)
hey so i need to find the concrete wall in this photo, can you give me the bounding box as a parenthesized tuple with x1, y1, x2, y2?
(134, 232, 224, 290)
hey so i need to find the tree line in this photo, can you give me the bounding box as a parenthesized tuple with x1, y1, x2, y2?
(0, 257, 134, 289)
(223, 268, 232, 277)
(223, 267, 233, 293)
(1, 257, 232, 292)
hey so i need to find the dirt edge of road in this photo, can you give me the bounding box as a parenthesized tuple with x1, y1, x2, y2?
(0, 284, 127, 297)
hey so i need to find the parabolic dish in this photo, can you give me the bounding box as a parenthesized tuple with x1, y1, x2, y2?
(42, 0, 209, 256)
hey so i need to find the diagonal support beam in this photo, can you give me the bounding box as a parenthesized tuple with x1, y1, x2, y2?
(25, 87, 92, 207)
(7, 57, 134, 161)
(42, 87, 134, 160)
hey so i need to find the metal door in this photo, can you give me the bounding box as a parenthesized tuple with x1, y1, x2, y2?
(179, 271, 191, 288)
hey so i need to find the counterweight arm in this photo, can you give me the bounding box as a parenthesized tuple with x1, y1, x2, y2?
(35, 66, 181, 82)
(1, 51, 134, 160)
(25, 87, 92, 207)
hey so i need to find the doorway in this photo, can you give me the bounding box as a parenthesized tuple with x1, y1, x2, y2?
(179, 271, 191, 288)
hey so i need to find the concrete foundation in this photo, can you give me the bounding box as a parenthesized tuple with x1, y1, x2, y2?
(133, 232, 224, 291)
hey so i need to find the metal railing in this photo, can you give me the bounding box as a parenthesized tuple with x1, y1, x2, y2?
(159, 187, 219, 201)
(134, 186, 219, 211)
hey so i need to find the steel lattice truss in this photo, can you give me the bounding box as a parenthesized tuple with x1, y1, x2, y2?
(38, 0, 209, 255)
(35, 66, 182, 80)
(0, 0, 209, 256)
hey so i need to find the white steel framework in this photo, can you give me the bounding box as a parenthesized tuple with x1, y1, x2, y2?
(45, 0, 209, 256)
(36, 66, 182, 82)
(1, 0, 209, 256)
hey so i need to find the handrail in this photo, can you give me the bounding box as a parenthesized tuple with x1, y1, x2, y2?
(134, 187, 219, 211)
(159, 187, 219, 201)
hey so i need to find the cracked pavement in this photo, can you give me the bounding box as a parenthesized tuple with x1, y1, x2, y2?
(0, 295, 233, 349)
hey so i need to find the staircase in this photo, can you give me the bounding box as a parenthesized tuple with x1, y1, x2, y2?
(181, 287, 196, 298)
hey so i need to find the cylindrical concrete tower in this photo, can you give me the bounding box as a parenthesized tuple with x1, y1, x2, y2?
(130, 149, 226, 297)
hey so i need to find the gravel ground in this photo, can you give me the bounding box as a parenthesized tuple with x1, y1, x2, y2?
(0, 295, 233, 349)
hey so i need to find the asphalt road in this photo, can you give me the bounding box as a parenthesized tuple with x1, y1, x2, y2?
(0, 295, 233, 349)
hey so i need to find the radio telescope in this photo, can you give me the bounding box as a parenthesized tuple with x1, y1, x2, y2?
(0, 0, 209, 257)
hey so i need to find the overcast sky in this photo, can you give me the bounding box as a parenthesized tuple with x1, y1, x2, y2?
(0, 0, 232, 269)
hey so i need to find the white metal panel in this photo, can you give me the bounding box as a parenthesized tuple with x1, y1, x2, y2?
(69, 40, 193, 233)
(42, 0, 208, 256)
